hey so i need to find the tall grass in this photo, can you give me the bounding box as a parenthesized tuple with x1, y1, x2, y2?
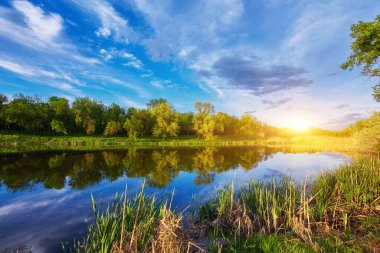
(69, 158, 380, 252)
(66, 182, 162, 253)
(192, 158, 379, 251)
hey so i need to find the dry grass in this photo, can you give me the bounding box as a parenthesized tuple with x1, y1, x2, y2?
(70, 158, 380, 253)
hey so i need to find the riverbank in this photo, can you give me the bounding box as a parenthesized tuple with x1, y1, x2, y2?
(65, 158, 380, 252)
(0, 133, 354, 153)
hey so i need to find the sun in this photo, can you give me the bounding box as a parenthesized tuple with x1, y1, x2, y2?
(289, 119, 311, 131)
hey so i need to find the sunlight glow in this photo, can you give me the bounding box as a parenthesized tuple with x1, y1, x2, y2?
(288, 119, 311, 131)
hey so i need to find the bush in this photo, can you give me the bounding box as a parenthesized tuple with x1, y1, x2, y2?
(353, 113, 380, 153)
(50, 119, 67, 135)
(103, 121, 123, 136)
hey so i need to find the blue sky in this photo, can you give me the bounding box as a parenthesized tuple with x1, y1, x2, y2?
(0, 0, 379, 129)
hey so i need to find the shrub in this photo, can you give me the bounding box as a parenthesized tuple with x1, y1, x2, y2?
(103, 121, 123, 136)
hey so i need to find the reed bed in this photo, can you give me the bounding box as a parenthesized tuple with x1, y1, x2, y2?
(68, 158, 380, 252)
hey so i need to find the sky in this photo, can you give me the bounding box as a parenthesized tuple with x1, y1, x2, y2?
(0, 0, 379, 130)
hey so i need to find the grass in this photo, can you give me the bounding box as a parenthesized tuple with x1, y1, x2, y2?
(0, 132, 356, 154)
(67, 158, 380, 252)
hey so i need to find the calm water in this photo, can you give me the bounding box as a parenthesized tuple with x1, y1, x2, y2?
(0, 146, 348, 252)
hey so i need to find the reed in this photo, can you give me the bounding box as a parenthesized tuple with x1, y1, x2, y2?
(68, 158, 379, 252)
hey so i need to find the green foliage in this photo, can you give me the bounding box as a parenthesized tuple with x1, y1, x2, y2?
(193, 102, 216, 139)
(4, 94, 48, 131)
(0, 93, 8, 128)
(238, 114, 261, 138)
(209, 234, 314, 253)
(352, 113, 380, 153)
(179, 112, 194, 136)
(146, 98, 167, 109)
(1, 93, 378, 148)
(150, 102, 179, 138)
(72, 97, 105, 135)
(51, 119, 68, 135)
(123, 109, 152, 138)
(103, 121, 123, 136)
(68, 158, 378, 253)
(68, 189, 163, 253)
(312, 170, 336, 220)
(105, 103, 125, 123)
(214, 112, 239, 136)
(333, 159, 380, 208)
(342, 15, 380, 101)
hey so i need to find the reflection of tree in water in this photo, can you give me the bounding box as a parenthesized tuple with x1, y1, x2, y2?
(147, 150, 179, 187)
(238, 148, 264, 170)
(192, 148, 220, 185)
(0, 146, 278, 191)
(123, 149, 154, 178)
(48, 153, 66, 169)
(0, 153, 59, 192)
(102, 152, 125, 180)
(46, 153, 67, 189)
(69, 153, 104, 189)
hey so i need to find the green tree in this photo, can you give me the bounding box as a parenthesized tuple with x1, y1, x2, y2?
(0, 94, 8, 129)
(193, 102, 215, 139)
(123, 109, 152, 138)
(105, 103, 126, 124)
(72, 97, 105, 135)
(146, 98, 167, 109)
(0, 94, 7, 111)
(238, 114, 261, 138)
(48, 96, 73, 134)
(150, 103, 179, 138)
(214, 112, 239, 136)
(179, 112, 194, 136)
(342, 15, 380, 101)
(4, 94, 47, 132)
(51, 119, 68, 135)
(103, 121, 123, 136)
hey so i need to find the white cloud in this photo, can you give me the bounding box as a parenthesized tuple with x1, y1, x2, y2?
(60, 82, 82, 95)
(121, 52, 135, 59)
(0, 58, 57, 78)
(0, 1, 99, 65)
(98, 48, 144, 69)
(131, 0, 244, 61)
(282, 2, 350, 61)
(124, 60, 143, 69)
(90, 74, 149, 98)
(150, 80, 164, 89)
(13, 0, 63, 43)
(69, 0, 138, 43)
(95, 27, 111, 37)
(0, 58, 86, 96)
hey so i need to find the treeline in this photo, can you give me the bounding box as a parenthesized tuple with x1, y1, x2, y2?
(0, 94, 274, 139)
(0, 93, 376, 141)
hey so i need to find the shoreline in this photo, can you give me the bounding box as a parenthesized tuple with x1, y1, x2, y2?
(0, 133, 354, 154)
(66, 158, 380, 252)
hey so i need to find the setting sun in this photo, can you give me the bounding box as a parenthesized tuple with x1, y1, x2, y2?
(289, 119, 311, 131)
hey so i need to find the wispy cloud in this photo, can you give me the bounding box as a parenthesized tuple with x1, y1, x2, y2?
(69, 0, 139, 43)
(150, 80, 164, 89)
(262, 98, 293, 110)
(0, 58, 57, 78)
(336, 103, 349, 109)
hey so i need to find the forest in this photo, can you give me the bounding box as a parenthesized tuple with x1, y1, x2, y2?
(0, 93, 376, 141)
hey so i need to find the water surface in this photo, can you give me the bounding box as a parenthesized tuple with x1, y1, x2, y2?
(0, 146, 348, 252)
